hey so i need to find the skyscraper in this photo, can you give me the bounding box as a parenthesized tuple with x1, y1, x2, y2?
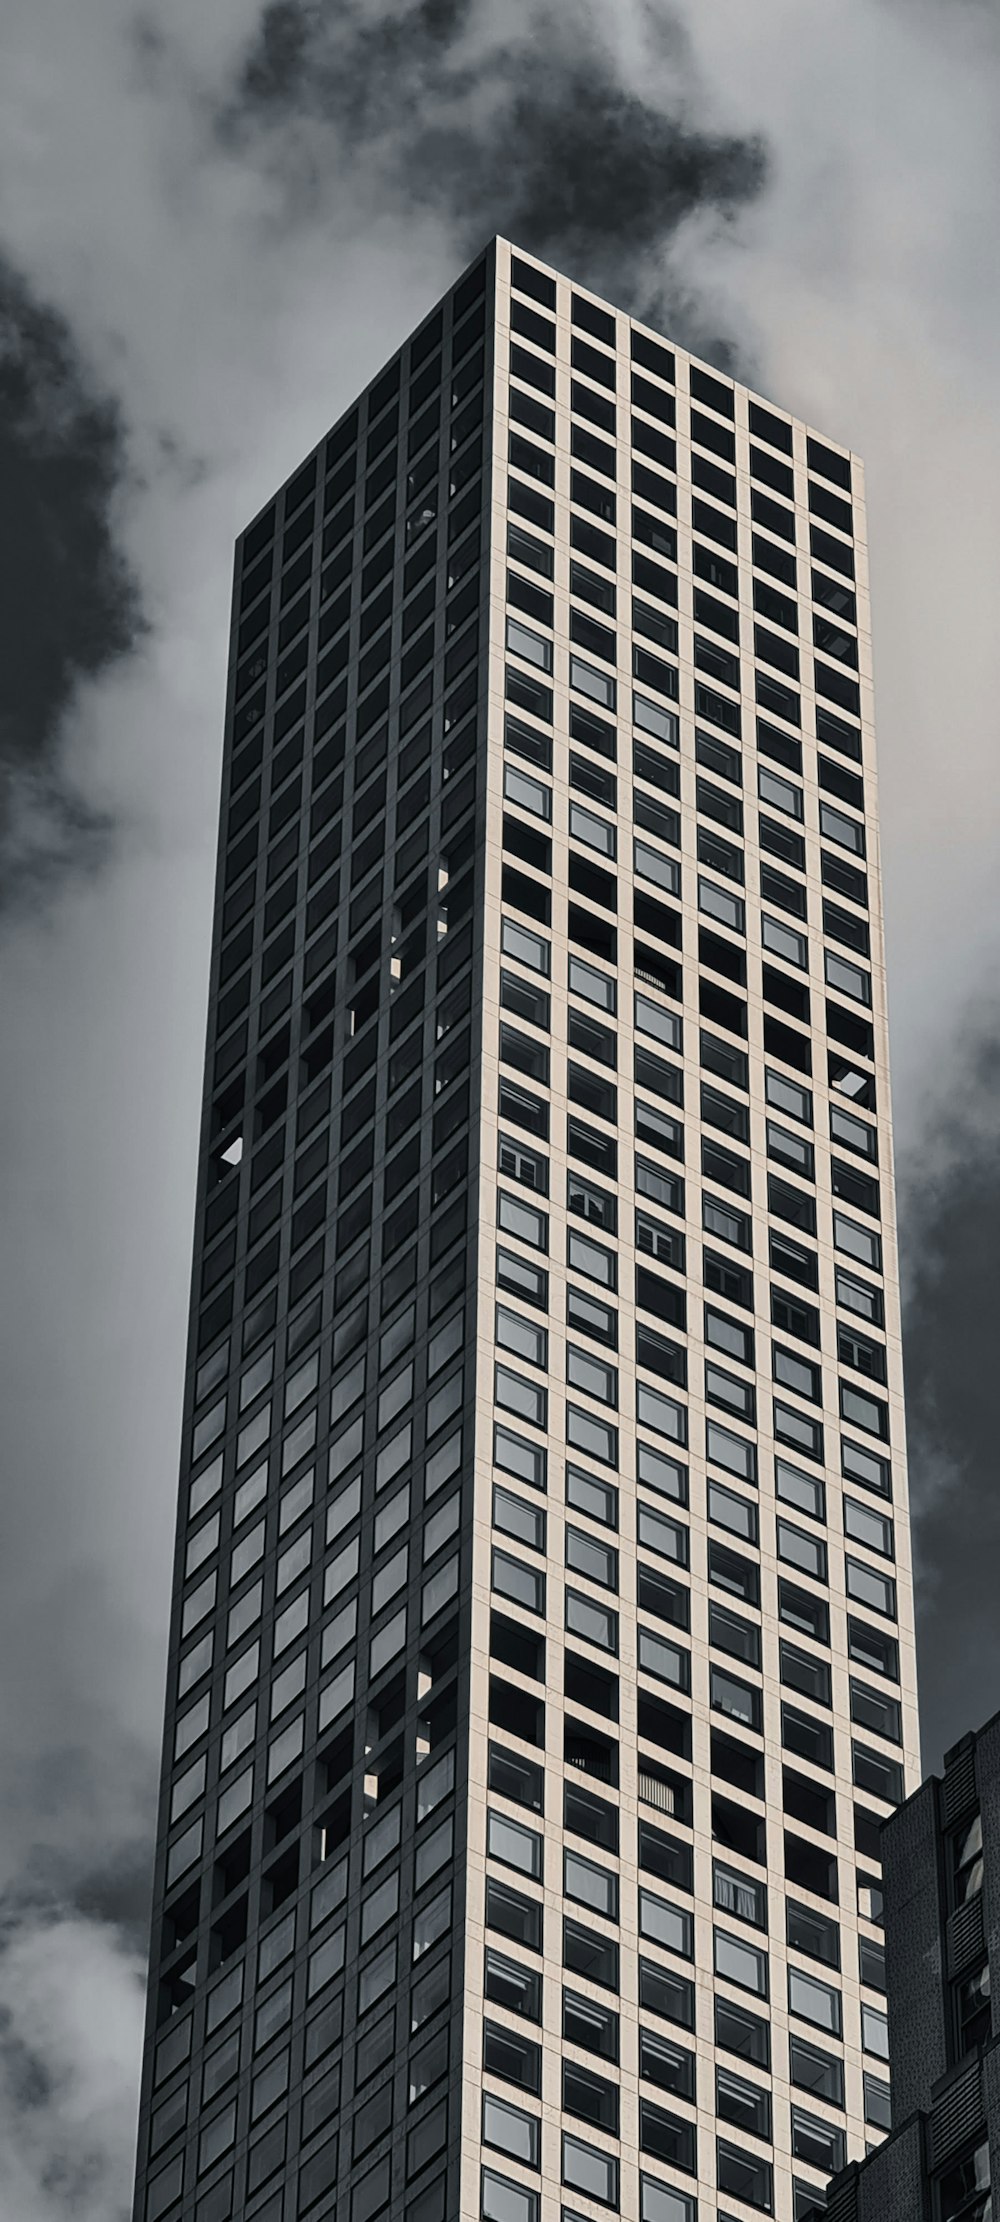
(807, 1712, 999, 2221)
(132, 238, 919, 2222)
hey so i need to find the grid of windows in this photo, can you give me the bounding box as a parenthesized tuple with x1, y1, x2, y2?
(133, 240, 916, 2222)
(476, 243, 914, 2222)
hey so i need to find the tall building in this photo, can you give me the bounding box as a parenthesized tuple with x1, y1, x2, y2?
(132, 239, 920, 2222)
(810, 1714, 999, 2222)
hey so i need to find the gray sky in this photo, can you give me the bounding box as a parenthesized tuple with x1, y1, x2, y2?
(0, 2, 997, 2214)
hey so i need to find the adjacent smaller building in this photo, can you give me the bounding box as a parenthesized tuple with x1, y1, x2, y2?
(809, 1710, 999, 2221)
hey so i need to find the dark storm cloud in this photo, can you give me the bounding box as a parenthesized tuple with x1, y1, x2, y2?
(228, 0, 767, 359)
(901, 1013, 1000, 1772)
(0, 255, 142, 896)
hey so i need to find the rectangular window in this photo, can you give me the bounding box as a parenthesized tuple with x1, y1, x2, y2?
(562, 2132, 618, 2211)
(487, 1810, 542, 1880)
(482, 2172, 537, 2222)
(788, 1966, 841, 2035)
(567, 1407, 619, 1468)
(492, 1548, 545, 1616)
(715, 1930, 768, 1998)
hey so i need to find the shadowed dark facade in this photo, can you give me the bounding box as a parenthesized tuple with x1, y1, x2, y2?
(132, 248, 493, 2222)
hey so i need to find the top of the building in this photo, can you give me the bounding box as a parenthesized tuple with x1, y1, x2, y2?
(237, 233, 860, 555)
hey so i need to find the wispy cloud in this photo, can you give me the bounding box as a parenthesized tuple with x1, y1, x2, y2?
(899, 1007, 1000, 1770)
(224, 0, 766, 353)
(0, 3, 769, 2208)
(0, 256, 140, 894)
(0, 0, 996, 2208)
(0, 1906, 144, 2221)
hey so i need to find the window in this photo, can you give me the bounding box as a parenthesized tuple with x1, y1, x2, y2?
(567, 1407, 618, 1467)
(763, 913, 807, 968)
(938, 2143, 992, 2222)
(848, 1617, 899, 1680)
(710, 1602, 761, 1670)
(486, 1878, 542, 1953)
(640, 1891, 693, 1959)
(715, 1930, 768, 1998)
(567, 1347, 618, 1408)
(639, 1628, 690, 1691)
(840, 1381, 890, 1443)
(864, 2071, 891, 2130)
(951, 1814, 984, 1908)
(498, 1135, 548, 1197)
(492, 1548, 544, 1616)
(562, 2133, 618, 2211)
(774, 1344, 821, 1404)
(483, 2092, 539, 2169)
(488, 1810, 542, 1880)
(563, 2058, 619, 2133)
(571, 800, 616, 858)
(485, 1950, 541, 2022)
(859, 1935, 886, 1992)
(711, 1666, 761, 1733)
(571, 654, 616, 710)
(497, 1249, 548, 1310)
(705, 1304, 753, 1367)
(639, 2178, 696, 2222)
(568, 1172, 617, 1234)
(776, 1459, 825, 1523)
(567, 1464, 619, 1528)
(481, 2169, 538, 2222)
(640, 2097, 696, 2173)
(564, 1918, 619, 1991)
(504, 763, 551, 820)
(497, 1192, 548, 1251)
(844, 1496, 893, 1558)
(495, 1364, 547, 1429)
(843, 1435, 891, 1498)
(708, 1479, 758, 1544)
(639, 2029, 694, 2102)
(493, 1484, 545, 1554)
(789, 2034, 844, 2107)
(506, 616, 552, 674)
(716, 2065, 771, 2140)
(501, 918, 551, 976)
(568, 1230, 617, 1290)
(714, 1862, 767, 1929)
(861, 2002, 889, 2059)
(699, 876, 744, 933)
(715, 1996, 770, 2068)
(566, 1525, 618, 1589)
(570, 954, 616, 1012)
(788, 1900, 839, 1967)
(716, 2142, 773, 2212)
(791, 2105, 845, 2176)
(767, 1122, 814, 1178)
(705, 1420, 757, 1484)
(564, 1848, 618, 1921)
(954, 1963, 991, 2056)
(566, 1590, 613, 1662)
(846, 1557, 896, 1619)
(781, 1641, 831, 1707)
(710, 1542, 760, 1607)
(788, 1966, 841, 2036)
(836, 1266, 883, 1326)
(567, 1285, 618, 1349)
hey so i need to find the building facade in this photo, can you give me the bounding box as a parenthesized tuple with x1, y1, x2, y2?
(812, 1712, 1000, 2222)
(132, 239, 919, 2222)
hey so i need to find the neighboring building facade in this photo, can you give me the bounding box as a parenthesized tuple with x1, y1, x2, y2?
(132, 239, 920, 2222)
(811, 1714, 1000, 2222)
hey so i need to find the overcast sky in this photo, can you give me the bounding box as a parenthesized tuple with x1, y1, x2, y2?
(0, 2, 997, 2215)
